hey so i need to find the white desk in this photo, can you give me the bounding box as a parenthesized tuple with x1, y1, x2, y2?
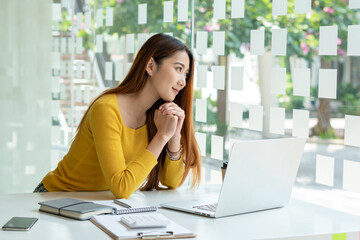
(1, 185, 360, 240)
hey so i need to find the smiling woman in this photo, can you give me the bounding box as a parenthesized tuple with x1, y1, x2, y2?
(34, 33, 201, 199)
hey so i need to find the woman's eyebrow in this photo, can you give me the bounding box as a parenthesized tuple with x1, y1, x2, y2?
(174, 62, 189, 72)
(173, 62, 185, 68)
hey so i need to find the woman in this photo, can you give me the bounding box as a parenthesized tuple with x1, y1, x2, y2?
(34, 33, 201, 199)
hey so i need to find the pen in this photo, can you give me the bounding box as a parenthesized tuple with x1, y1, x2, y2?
(113, 199, 132, 208)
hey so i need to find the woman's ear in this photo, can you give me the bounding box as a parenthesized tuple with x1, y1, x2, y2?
(146, 57, 155, 76)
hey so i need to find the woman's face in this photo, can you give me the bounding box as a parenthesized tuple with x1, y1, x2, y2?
(148, 50, 190, 102)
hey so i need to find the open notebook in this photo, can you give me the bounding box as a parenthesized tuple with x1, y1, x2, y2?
(92, 199, 157, 215)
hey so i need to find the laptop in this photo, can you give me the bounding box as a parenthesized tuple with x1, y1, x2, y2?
(160, 137, 307, 218)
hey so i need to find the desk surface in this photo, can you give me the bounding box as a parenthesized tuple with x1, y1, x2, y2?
(1, 185, 360, 240)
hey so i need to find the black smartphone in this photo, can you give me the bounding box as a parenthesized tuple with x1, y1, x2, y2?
(2, 217, 38, 231)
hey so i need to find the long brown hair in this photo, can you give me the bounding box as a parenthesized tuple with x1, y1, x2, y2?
(76, 33, 201, 190)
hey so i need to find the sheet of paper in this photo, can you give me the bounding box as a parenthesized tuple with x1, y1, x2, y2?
(214, 0, 226, 20)
(66, 61, 73, 78)
(105, 62, 113, 81)
(249, 105, 263, 131)
(230, 66, 244, 90)
(76, 37, 83, 54)
(229, 102, 243, 128)
(126, 34, 135, 54)
(115, 61, 123, 81)
(211, 135, 223, 161)
(271, 28, 287, 56)
(271, 68, 286, 95)
(84, 86, 91, 104)
(106, 8, 113, 27)
(76, 62, 82, 79)
(163, 1, 174, 23)
(177, 0, 188, 22)
(213, 31, 225, 55)
(250, 29, 264, 55)
(96, 9, 103, 28)
(138, 33, 150, 50)
(51, 77, 60, 93)
(343, 160, 360, 193)
(52, 52, 60, 69)
(51, 101, 60, 118)
(52, 3, 62, 21)
(75, 85, 82, 102)
(195, 99, 207, 123)
(138, 4, 147, 24)
(96, 35, 103, 53)
(61, 37, 67, 54)
(293, 68, 310, 97)
(197, 65, 207, 88)
(344, 115, 360, 147)
(292, 109, 309, 137)
(269, 107, 285, 135)
(60, 84, 66, 100)
(85, 11, 91, 29)
(53, 37, 60, 53)
(295, 0, 311, 14)
(319, 26, 338, 56)
(347, 25, 360, 56)
(61, 61, 66, 77)
(76, 12, 82, 30)
(318, 69, 337, 99)
(195, 132, 206, 157)
(212, 66, 225, 90)
(196, 31, 208, 55)
(272, 0, 288, 16)
(84, 62, 91, 79)
(316, 154, 334, 187)
(349, 0, 360, 9)
(231, 0, 245, 18)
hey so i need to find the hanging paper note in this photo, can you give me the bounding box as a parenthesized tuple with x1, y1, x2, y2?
(316, 154, 334, 187)
(195, 132, 207, 157)
(229, 102, 243, 128)
(230, 66, 244, 91)
(293, 68, 310, 97)
(213, 31, 225, 55)
(344, 115, 360, 147)
(138, 4, 147, 24)
(163, 1, 174, 23)
(271, 68, 286, 95)
(212, 66, 225, 90)
(211, 135, 224, 161)
(106, 8, 113, 27)
(271, 28, 287, 56)
(196, 31, 208, 55)
(249, 105, 263, 131)
(318, 69, 337, 99)
(214, 0, 226, 20)
(319, 26, 338, 56)
(195, 99, 207, 123)
(197, 65, 207, 88)
(292, 109, 309, 137)
(295, 0, 311, 14)
(269, 107, 285, 135)
(250, 29, 264, 55)
(178, 0, 188, 22)
(347, 25, 360, 56)
(231, 0, 245, 18)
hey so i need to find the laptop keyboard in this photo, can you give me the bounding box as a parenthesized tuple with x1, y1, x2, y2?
(192, 203, 217, 212)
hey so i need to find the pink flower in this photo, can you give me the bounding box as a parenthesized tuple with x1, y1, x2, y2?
(301, 42, 309, 54)
(338, 49, 346, 56)
(204, 25, 215, 32)
(116, 0, 123, 3)
(337, 38, 342, 45)
(324, 7, 334, 14)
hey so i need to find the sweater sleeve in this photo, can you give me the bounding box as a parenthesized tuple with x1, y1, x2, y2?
(160, 155, 185, 189)
(89, 101, 158, 199)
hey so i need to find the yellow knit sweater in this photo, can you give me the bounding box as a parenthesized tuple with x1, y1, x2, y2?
(42, 94, 185, 198)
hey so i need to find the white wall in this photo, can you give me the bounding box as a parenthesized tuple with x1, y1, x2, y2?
(0, 0, 52, 193)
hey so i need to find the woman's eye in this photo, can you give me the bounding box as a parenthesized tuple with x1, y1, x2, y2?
(176, 67, 182, 72)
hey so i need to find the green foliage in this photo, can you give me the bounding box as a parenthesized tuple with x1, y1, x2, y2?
(337, 83, 360, 115)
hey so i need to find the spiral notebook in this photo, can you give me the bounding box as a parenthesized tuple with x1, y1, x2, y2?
(92, 199, 157, 215)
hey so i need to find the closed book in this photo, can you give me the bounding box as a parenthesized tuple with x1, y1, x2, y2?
(38, 198, 116, 220)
